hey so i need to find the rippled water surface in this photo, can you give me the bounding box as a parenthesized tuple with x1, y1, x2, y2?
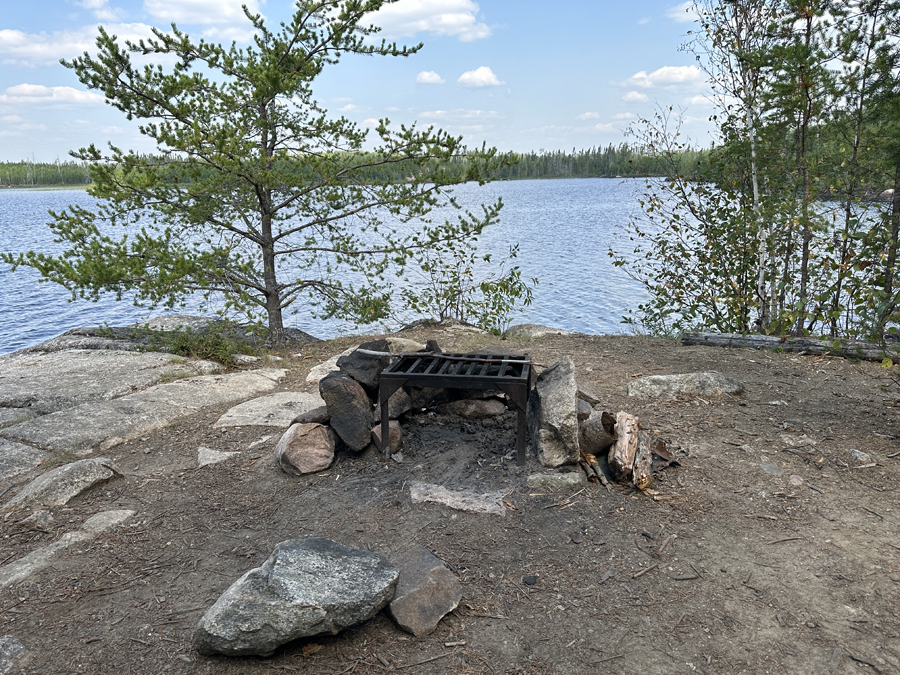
(0, 179, 650, 354)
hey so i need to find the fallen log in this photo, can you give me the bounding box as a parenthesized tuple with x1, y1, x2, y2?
(609, 412, 639, 482)
(681, 332, 897, 363)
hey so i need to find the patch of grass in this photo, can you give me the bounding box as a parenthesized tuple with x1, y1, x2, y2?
(157, 368, 195, 384)
(163, 327, 250, 366)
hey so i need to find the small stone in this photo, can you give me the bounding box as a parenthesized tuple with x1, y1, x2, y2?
(436, 398, 507, 419)
(388, 546, 462, 636)
(577, 399, 592, 422)
(522, 575, 538, 586)
(848, 449, 870, 462)
(198, 447, 239, 467)
(526, 472, 586, 491)
(789, 474, 804, 486)
(291, 405, 330, 425)
(576, 383, 601, 406)
(760, 464, 783, 476)
(387, 388, 413, 419)
(409, 482, 506, 515)
(274, 423, 335, 475)
(371, 421, 402, 453)
(16, 510, 54, 530)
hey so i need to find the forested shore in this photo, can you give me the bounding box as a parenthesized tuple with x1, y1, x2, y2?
(0, 143, 699, 188)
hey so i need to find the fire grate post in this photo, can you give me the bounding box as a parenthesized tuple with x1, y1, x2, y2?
(378, 352, 532, 465)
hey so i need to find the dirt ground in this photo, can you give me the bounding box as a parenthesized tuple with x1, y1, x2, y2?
(1, 326, 899, 675)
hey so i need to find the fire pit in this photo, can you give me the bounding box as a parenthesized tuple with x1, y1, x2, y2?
(378, 352, 532, 464)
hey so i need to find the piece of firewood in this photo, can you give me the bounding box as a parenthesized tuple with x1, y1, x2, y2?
(633, 431, 654, 490)
(609, 412, 639, 482)
(581, 452, 611, 490)
(579, 460, 598, 482)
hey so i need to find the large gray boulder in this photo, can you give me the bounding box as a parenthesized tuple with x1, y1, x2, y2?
(274, 423, 335, 475)
(318, 372, 373, 451)
(2, 458, 122, 513)
(388, 546, 461, 636)
(193, 537, 399, 656)
(527, 357, 580, 467)
(626, 371, 744, 399)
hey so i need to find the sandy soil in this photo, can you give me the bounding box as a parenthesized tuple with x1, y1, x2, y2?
(1, 327, 899, 675)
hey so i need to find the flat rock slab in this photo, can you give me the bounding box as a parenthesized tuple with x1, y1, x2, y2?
(198, 447, 240, 468)
(0, 510, 134, 589)
(504, 323, 571, 339)
(409, 482, 506, 516)
(0, 440, 48, 483)
(0, 349, 222, 414)
(214, 391, 325, 428)
(0, 408, 37, 430)
(2, 458, 122, 513)
(0, 369, 286, 455)
(193, 537, 399, 657)
(526, 472, 587, 491)
(388, 546, 462, 636)
(626, 371, 744, 399)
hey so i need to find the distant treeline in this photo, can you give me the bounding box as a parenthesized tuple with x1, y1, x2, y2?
(491, 144, 706, 180)
(1, 160, 92, 187)
(0, 144, 705, 188)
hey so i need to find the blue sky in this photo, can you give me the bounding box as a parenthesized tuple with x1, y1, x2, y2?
(0, 0, 714, 162)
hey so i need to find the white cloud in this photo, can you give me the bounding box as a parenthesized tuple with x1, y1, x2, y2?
(577, 112, 600, 120)
(638, 17, 651, 25)
(594, 122, 615, 132)
(1, 114, 24, 122)
(420, 108, 501, 121)
(363, 118, 380, 127)
(143, 0, 262, 25)
(666, 1, 699, 23)
(102, 125, 124, 134)
(77, 0, 124, 21)
(457, 66, 504, 87)
(625, 65, 704, 89)
(0, 83, 106, 105)
(338, 104, 359, 112)
(0, 23, 157, 67)
(613, 112, 635, 120)
(683, 94, 713, 106)
(623, 90, 648, 102)
(370, 0, 491, 42)
(416, 70, 445, 84)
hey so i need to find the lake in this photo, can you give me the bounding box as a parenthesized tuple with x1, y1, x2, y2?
(0, 178, 651, 354)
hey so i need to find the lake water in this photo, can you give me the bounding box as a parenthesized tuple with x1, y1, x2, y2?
(0, 178, 651, 354)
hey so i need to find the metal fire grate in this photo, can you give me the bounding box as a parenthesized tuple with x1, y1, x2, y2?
(378, 352, 532, 464)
